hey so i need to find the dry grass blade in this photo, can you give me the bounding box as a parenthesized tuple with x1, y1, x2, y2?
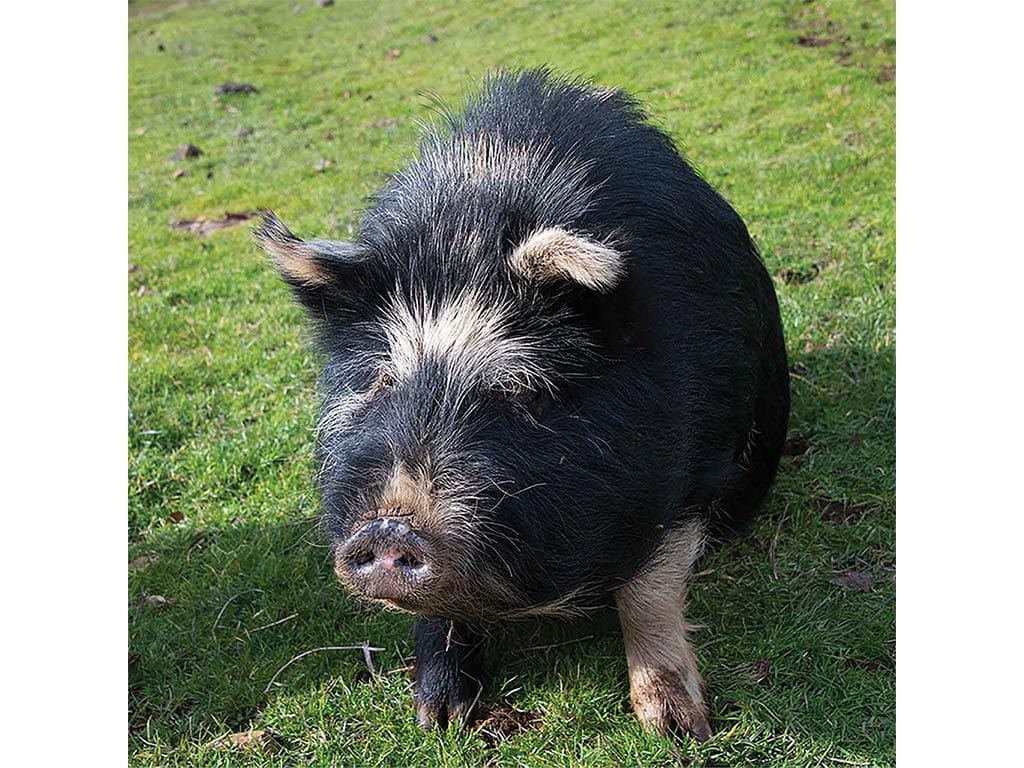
(247, 613, 298, 635)
(212, 588, 265, 638)
(264, 644, 384, 693)
(770, 503, 789, 580)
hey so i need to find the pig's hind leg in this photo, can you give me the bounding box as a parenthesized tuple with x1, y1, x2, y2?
(412, 617, 485, 729)
(614, 518, 712, 741)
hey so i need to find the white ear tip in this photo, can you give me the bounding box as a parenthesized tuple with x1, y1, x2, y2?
(510, 227, 625, 292)
(254, 212, 326, 286)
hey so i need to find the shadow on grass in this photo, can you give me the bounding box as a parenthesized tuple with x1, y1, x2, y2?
(693, 339, 895, 759)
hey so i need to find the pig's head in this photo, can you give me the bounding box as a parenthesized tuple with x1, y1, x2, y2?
(258, 139, 675, 622)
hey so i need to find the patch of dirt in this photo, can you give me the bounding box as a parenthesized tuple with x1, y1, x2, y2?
(171, 210, 257, 236)
(796, 34, 834, 48)
(476, 705, 542, 748)
(834, 47, 854, 66)
(129, 555, 159, 571)
(830, 569, 874, 592)
(790, 3, 894, 83)
(214, 82, 258, 96)
(791, 4, 846, 48)
(842, 128, 864, 147)
(213, 730, 283, 755)
(751, 658, 773, 684)
(777, 261, 826, 285)
(814, 499, 869, 525)
(783, 432, 811, 456)
(170, 143, 203, 161)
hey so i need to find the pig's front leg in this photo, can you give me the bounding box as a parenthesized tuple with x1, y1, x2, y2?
(412, 616, 485, 729)
(614, 519, 712, 741)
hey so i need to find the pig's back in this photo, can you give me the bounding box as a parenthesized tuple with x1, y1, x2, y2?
(450, 70, 789, 537)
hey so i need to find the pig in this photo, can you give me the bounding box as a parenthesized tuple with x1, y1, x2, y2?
(255, 68, 789, 741)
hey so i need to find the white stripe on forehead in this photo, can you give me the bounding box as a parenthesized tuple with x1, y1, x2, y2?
(381, 289, 549, 389)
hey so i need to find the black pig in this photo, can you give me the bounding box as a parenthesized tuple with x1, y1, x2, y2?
(256, 69, 789, 740)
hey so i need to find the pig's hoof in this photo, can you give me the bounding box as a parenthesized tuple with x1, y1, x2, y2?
(413, 675, 480, 730)
(631, 669, 712, 742)
(411, 617, 484, 730)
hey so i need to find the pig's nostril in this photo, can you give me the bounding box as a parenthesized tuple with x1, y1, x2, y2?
(349, 548, 376, 569)
(393, 552, 423, 570)
(344, 546, 427, 574)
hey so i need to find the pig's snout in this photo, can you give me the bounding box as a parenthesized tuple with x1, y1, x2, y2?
(336, 518, 434, 604)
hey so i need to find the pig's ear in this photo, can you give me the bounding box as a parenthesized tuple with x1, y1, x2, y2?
(509, 227, 626, 293)
(254, 210, 367, 312)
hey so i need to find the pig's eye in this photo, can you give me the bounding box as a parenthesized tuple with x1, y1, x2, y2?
(502, 386, 553, 420)
(370, 369, 395, 394)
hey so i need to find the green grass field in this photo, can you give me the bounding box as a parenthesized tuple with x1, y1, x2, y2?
(128, 0, 895, 764)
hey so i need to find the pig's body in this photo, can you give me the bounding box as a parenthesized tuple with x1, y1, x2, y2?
(258, 69, 789, 740)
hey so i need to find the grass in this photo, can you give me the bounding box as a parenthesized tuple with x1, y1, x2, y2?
(128, 0, 895, 765)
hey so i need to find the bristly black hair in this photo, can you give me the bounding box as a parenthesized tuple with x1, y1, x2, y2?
(267, 68, 789, 616)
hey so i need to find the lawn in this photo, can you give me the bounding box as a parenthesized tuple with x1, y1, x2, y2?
(128, 0, 895, 765)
